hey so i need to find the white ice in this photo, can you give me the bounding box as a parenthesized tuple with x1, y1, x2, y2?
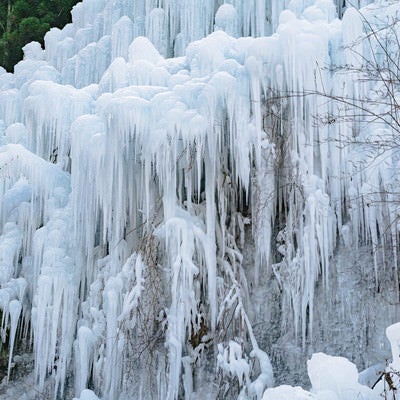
(0, 0, 398, 399)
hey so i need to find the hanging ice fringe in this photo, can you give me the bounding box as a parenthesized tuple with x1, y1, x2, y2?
(0, 0, 398, 399)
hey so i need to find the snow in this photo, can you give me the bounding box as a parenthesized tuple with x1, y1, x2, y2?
(263, 385, 316, 400)
(386, 323, 400, 370)
(0, 0, 398, 399)
(263, 353, 378, 400)
(308, 353, 376, 399)
(74, 389, 101, 400)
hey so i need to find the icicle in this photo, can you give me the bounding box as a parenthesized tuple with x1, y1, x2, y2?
(7, 299, 22, 381)
(215, 5, 240, 38)
(147, 9, 168, 57)
(112, 16, 134, 61)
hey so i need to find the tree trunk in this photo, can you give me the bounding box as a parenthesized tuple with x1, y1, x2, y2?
(6, 1, 12, 34)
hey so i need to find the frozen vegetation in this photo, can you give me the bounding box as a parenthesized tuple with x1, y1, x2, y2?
(0, 0, 399, 399)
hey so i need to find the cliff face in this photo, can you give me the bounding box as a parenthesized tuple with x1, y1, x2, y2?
(0, 1, 398, 399)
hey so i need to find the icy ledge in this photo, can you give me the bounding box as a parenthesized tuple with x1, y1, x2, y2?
(263, 323, 400, 400)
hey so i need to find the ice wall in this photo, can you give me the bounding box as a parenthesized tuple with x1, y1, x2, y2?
(0, 0, 398, 399)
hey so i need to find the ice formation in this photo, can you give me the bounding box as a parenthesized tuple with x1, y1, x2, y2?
(0, 0, 399, 399)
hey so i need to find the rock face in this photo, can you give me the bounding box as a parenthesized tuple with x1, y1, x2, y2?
(0, 0, 398, 399)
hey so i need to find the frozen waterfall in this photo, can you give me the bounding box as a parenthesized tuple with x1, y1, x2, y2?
(0, 0, 399, 399)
